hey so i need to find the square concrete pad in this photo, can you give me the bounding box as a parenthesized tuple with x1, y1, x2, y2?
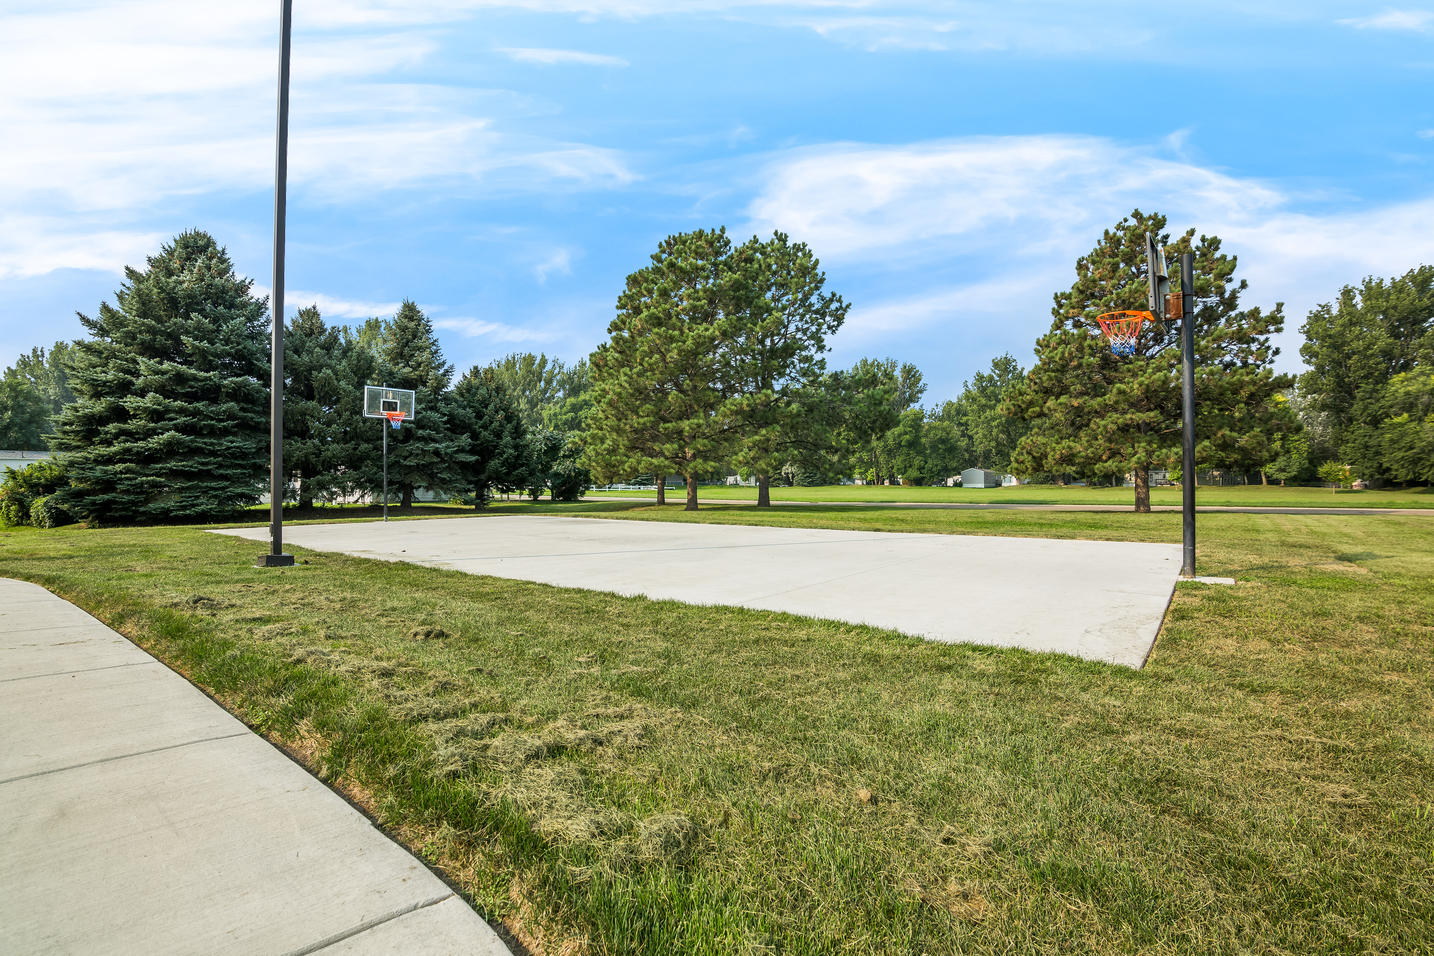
(217, 516, 1180, 667)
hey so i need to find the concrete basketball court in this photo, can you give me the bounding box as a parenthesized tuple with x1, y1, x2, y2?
(218, 516, 1183, 668)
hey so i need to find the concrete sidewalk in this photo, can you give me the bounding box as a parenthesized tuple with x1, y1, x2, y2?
(0, 578, 511, 956)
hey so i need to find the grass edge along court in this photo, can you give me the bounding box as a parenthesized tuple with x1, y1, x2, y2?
(586, 483, 1434, 510)
(2, 507, 1432, 954)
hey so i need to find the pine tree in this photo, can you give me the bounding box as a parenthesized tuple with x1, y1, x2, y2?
(585, 229, 739, 509)
(379, 300, 467, 508)
(724, 232, 849, 506)
(450, 366, 527, 506)
(51, 231, 268, 522)
(1009, 210, 1292, 511)
(284, 306, 378, 506)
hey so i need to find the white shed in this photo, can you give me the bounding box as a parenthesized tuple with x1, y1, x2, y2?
(961, 467, 1003, 489)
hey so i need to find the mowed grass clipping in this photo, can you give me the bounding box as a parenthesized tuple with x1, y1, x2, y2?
(2, 512, 1432, 954)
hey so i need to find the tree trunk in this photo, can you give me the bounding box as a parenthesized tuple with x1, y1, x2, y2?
(1133, 466, 1151, 513)
(757, 474, 770, 507)
(401, 486, 413, 509)
(473, 483, 486, 510)
(1260, 470, 1267, 485)
(685, 475, 699, 511)
(655, 476, 666, 506)
(298, 475, 313, 510)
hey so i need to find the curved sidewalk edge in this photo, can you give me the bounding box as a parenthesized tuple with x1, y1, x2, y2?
(0, 578, 512, 956)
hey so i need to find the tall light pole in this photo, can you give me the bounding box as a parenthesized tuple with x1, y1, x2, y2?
(1178, 250, 1196, 578)
(258, 0, 296, 568)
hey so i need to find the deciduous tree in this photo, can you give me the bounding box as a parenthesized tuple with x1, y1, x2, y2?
(1299, 267, 1434, 482)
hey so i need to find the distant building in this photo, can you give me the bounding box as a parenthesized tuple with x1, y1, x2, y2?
(961, 467, 1003, 489)
(0, 449, 52, 472)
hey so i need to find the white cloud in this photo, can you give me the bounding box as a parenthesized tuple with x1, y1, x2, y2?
(744, 134, 1434, 369)
(432, 317, 557, 343)
(498, 47, 629, 66)
(287, 292, 405, 319)
(1417, 128, 1434, 139)
(533, 248, 575, 283)
(0, 0, 636, 281)
(1337, 9, 1434, 31)
(0, 217, 165, 281)
(744, 136, 1282, 261)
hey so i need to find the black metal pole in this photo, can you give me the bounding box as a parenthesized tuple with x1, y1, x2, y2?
(1179, 251, 1196, 578)
(259, 0, 295, 568)
(382, 417, 389, 523)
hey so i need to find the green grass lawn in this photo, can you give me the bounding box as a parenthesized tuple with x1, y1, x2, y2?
(588, 482, 1434, 509)
(3, 508, 1432, 954)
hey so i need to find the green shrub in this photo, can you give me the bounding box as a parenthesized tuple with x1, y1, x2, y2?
(28, 494, 74, 529)
(548, 459, 592, 502)
(0, 459, 67, 527)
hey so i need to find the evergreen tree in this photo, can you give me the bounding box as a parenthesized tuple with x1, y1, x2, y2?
(1299, 266, 1434, 482)
(283, 306, 378, 506)
(522, 428, 567, 500)
(724, 232, 849, 506)
(51, 231, 268, 522)
(380, 300, 467, 508)
(1008, 210, 1292, 511)
(451, 366, 527, 507)
(585, 229, 739, 509)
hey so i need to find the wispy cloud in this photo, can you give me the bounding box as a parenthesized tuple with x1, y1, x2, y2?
(744, 134, 1434, 369)
(533, 248, 575, 283)
(433, 317, 557, 343)
(498, 47, 629, 66)
(1337, 9, 1434, 31)
(289, 292, 405, 319)
(0, 217, 165, 282)
(0, 0, 636, 281)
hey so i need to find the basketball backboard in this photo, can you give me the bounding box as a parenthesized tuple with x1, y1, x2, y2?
(363, 385, 416, 421)
(1145, 232, 1170, 319)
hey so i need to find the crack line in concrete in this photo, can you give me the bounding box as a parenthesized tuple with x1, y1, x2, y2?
(0, 732, 250, 786)
(284, 892, 455, 956)
(0, 660, 155, 684)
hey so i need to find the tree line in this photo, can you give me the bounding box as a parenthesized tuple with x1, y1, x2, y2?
(1, 215, 1430, 525)
(1, 231, 590, 525)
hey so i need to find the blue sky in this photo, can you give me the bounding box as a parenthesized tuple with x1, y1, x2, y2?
(3, 1, 1433, 402)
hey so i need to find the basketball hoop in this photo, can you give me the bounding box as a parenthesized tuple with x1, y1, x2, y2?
(1095, 311, 1151, 357)
(384, 410, 404, 429)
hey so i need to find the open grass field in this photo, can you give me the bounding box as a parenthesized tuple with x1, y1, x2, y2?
(4, 505, 1432, 954)
(588, 482, 1434, 509)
